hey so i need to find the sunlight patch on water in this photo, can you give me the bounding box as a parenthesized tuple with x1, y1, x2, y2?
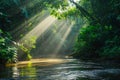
(6, 58, 67, 67)
(3, 59, 120, 80)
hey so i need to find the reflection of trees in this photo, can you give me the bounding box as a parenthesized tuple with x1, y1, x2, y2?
(9, 63, 38, 79)
(12, 65, 19, 78)
(20, 62, 37, 79)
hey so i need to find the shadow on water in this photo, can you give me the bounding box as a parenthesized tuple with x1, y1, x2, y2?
(0, 59, 120, 80)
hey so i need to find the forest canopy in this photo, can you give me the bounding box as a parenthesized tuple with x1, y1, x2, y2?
(0, 0, 120, 64)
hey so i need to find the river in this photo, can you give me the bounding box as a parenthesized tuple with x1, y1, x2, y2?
(0, 59, 120, 80)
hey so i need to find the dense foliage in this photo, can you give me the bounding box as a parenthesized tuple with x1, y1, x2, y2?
(72, 0, 120, 60)
(0, 0, 68, 31)
(0, 0, 120, 63)
(18, 36, 36, 60)
(0, 29, 17, 64)
(0, 0, 65, 64)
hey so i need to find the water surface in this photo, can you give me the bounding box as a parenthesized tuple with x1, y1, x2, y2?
(0, 59, 120, 80)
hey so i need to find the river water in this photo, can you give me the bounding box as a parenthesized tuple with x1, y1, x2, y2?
(0, 59, 120, 80)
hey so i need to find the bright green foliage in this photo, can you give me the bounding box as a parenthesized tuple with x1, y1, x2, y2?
(51, 7, 80, 20)
(18, 36, 36, 60)
(0, 29, 17, 64)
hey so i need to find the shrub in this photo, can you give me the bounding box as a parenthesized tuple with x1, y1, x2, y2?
(73, 25, 114, 59)
(0, 29, 17, 64)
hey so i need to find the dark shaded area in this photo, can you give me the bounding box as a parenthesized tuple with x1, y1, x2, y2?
(72, 0, 120, 60)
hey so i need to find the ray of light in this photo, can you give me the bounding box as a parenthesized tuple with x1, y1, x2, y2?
(51, 23, 74, 57)
(11, 10, 49, 40)
(32, 19, 73, 56)
(42, 22, 69, 51)
(20, 15, 57, 42)
(31, 20, 73, 58)
(33, 20, 67, 56)
(47, 22, 69, 46)
(38, 21, 65, 46)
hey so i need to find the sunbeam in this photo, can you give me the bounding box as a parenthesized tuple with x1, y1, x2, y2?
(37, 20, 66, 48)
(31, 19, 75, 58)
(16, 11, 80, 59)
(51, 23, 74, 57)
(10, 10, 49, 40)
(45, 21, 68, 48)
(32, 20, 67, 57)
(20, 15, 57, 42)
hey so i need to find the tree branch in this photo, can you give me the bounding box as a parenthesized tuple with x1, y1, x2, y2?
(69, 0, 97, 22)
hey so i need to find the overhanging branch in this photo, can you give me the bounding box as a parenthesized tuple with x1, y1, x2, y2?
(69, 0, 97, 22)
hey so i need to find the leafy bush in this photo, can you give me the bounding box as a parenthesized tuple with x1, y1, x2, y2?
(0, 29, 17, 64)
(18, 36, 36, 60)
(73, 25, 116, 59)
(100, 35, 120, 60)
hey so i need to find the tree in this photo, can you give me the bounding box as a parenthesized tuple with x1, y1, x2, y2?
(72, 0, 120, 60)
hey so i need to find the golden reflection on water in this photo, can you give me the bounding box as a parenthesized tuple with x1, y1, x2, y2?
(7, 58, 67, 79)
(12, 64, 19, 78)
(6, 58, 67, 68)
(20, 65, 37, 78)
